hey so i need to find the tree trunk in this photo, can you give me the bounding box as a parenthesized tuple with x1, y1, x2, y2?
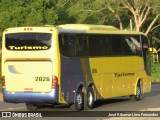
(145, 14, 160, 35)
(115, 14, 123, 30)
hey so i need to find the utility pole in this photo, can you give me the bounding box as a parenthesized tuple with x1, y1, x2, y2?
(130, 19, 133, 31)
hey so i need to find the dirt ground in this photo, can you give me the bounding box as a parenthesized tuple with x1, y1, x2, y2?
(0, 92, 3, 101)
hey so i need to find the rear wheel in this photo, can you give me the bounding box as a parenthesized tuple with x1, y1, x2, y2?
(26, 103, 40, 111)
(87, 87, 94, 109)
(70, 89, 83, 111)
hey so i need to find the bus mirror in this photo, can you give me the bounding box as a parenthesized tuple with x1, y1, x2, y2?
(148, 47, 156, 53)
(149, 47, 158, 63)
(148, 48, 152, 52)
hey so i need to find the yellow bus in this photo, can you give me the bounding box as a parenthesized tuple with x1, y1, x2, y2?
(1, 24, 151, 111)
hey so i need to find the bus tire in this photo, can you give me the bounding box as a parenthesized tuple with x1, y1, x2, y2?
(70, 89, 83, 111)
(130, 82, 142, 101)
(87, 87, 94, 109)
(83, 92, 88, 110)
(26, 103, 40, 111)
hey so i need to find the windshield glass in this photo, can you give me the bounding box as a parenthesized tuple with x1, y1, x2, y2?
(5, 33, 52, 50)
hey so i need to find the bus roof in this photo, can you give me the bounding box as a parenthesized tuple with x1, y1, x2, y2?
(4, 24, 145, 35)
(57, 24, 119, 31)
(56, 24, 145, 35)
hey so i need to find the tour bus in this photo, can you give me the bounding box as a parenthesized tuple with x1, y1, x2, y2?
(1, 24, 151, 111)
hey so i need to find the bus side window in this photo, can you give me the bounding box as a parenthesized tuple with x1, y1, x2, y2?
(76, 35, 88, 57)
(104, 36, 112, 56)
(125, 35, 142, 56)
(88, 35, 99, 56)
(59, 34, 69, 56)
(59, 34, 89, 57)
(59, 34, 76, 57)
(88, 34, 111, 57)
(111, 35, 123, 55)
(100, 35, 111, 56)
(68, 35, 76, 57)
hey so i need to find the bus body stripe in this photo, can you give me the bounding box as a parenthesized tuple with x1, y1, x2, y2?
(80, 58, 90, 85)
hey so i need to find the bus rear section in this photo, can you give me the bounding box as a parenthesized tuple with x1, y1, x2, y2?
(2, 28, 60, 109)
(3, 61, 55, 101)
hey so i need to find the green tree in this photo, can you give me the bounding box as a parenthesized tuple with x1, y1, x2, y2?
(59, 0, 129, 29)
(0, 0, 58, 28)
(121, 0, 160, 35)
(60, 0, 160, 36)
(0, 0, 58, 40)
(1, 0, 160, 42)
(19, 0, 58, 26)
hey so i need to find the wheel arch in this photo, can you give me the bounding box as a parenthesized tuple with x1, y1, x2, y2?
(73, 82, 85, 103)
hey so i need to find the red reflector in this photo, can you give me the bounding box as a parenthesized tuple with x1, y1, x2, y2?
(24, 88, 33, 92)
(2, 82, 5, 87)
(2, 76, 5, 87)
(2, 76, 5, 81)
(24, 28, 32, 30)
(53, 76, 58, 80)
(52, 76, 58, 87)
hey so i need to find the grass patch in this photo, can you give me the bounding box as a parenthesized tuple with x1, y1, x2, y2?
(0, 74, 1, 91)
(151, 62, 160, 82)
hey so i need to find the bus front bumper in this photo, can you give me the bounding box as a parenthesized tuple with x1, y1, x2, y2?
(2, 88, 59, 103)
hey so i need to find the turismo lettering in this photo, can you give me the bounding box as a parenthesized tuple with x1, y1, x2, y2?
(8, 46, 48, 50)
(114, 72, 135, 77)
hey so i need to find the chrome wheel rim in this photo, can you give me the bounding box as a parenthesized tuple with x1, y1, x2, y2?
(88, 92, 93, 106)
(77, 94, 82, 105)
(136, 86, 141, 97)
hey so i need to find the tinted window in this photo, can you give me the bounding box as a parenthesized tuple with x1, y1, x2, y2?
(111, 35, 123, 55)
(88, 35, 111, 56)
(59, 34, 143, 57)
(125, 35, 142, 56)
(88, 34, 142, 56)
(5, 33, 51, 50)
(59, 34, 88, 57)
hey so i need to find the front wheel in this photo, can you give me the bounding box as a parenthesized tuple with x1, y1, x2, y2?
(130, 82, 142, 101)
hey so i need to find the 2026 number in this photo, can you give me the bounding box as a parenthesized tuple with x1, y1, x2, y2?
(35, 76, 50, 81)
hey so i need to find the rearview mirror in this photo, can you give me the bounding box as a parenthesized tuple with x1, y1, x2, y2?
(149, 47, 158, 63)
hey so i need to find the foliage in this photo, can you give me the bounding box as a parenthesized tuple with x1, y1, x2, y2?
(151, 62, 160, 82)
(121, 0, 160, 35)
(0, 0, 58, 34)
(0, 0, 160, 45)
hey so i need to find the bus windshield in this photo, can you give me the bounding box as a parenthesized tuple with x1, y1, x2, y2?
(5, 33, 52, 50)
